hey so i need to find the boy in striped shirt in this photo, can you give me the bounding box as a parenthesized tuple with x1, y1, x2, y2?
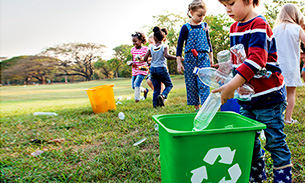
(214, 0, 292, 182)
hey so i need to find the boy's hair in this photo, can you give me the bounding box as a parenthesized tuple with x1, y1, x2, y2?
(218, 0, 259, 7)
(153, 26, 168, 42)
(131, 32, 147, 44)
(275, 3, 305, 27)
(187, 0, 207, 18)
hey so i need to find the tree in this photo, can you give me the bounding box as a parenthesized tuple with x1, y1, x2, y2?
(25, 56, 59, 84)
(93, 59, 114, 79)
(204, 14, 233, 63)
(112, 44, 133, 77)
(147, 11, 188, 74)
(41, 43, 106, 81)
(1, 56, 25, 84)
(1, 56, 58, 84)
(263, 0, 305, 28)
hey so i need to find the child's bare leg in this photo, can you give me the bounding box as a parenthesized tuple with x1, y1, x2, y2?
(285, 86, 296, 121)
(161, 83, 165, 93)
(147, 79, 154, 90)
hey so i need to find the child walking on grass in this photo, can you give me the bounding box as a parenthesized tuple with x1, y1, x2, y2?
(130, 32, 149, 103)
(214, 0, 292, 182)
(176, 0, 214, 111)
(146, 33, 165, 93)
(273, 3, 305, 124)
(144, 26, 178, 108)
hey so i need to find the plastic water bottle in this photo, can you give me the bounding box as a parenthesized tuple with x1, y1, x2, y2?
(33, 112, 58, 116)
(230, 44, 246, 64)
(194, 67, 255, 101)
(118, 112, 125, 120)
(193, 67, 232, 89)
(217, 50, 232, 75)
(217, 50, 230, 63)
(230, 44, 272, 78)
(193, 92, 221, 131)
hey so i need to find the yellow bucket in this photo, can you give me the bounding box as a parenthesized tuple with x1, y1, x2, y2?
(85, 84, 116, 113)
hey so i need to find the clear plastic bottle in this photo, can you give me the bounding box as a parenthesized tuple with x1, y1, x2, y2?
(194, 67, 255, 101)
(118, 112, 125, 120)
(217, 50, 230, 63)
(192, 66, 255, 131)
(230, 44, 272, 78)
(230, 44, 246, 64)
(217, 50, 232, 75)
(193, 67, 232, 89)
(33, 112, 58, 116)
(193, 92, 221, 131)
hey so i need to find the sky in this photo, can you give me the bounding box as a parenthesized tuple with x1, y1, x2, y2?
(0, 0, 269, 61)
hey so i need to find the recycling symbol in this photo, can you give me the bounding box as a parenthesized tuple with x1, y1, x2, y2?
(190, 147, 241, 183)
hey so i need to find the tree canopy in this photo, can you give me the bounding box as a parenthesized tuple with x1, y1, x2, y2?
(1, 56, 59, 84)
(40, 43, 106, 81)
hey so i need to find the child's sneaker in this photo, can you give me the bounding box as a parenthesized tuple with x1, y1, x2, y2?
(284, 119, 299, 124)
(144, 88, 149, 99)
(158, 94, 165, 107)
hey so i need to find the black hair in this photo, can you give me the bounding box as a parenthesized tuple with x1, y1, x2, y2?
(131, 32, 147, 44)
(153, 26, 168, 42)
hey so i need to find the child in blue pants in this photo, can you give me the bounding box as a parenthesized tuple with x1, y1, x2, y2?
(215, 0, 292, 182)
(144, 26, 178, 108)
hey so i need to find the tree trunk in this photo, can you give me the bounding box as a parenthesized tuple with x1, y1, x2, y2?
(116, 68, 119, 78)
(41, 77, 46, 84)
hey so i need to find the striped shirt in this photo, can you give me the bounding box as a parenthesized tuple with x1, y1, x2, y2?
(130, 46, 149, 76)
(230, 15, 285, 109)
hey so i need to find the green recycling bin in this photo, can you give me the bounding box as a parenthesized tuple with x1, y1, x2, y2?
(152, 112, 266, 183)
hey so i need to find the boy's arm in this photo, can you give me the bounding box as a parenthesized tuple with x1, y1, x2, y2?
(212, 74, 246, 105)
(235, 19, 273, 82)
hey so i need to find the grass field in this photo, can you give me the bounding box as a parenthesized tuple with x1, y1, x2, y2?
(0, 76, 304, 182)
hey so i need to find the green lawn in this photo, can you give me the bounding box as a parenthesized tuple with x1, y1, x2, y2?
(0, 76, 304, 182)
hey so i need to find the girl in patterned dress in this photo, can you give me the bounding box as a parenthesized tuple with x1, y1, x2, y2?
(176, 0, 213, 111)
(130, 32, 149, 103)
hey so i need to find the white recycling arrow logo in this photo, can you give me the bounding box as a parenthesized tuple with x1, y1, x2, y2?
(190, 147, 241, 183)
(190, 166, 208, 183)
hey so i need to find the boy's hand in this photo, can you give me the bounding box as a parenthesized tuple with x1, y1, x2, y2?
(212, 84, 235, 105)
(212, 74, 246, 105)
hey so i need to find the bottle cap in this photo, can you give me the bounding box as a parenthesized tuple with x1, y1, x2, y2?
(193, 67, 199, 74)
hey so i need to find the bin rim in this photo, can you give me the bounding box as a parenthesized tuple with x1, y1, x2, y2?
(85, 84, 115, 91)
(152, 111, 266, 137)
